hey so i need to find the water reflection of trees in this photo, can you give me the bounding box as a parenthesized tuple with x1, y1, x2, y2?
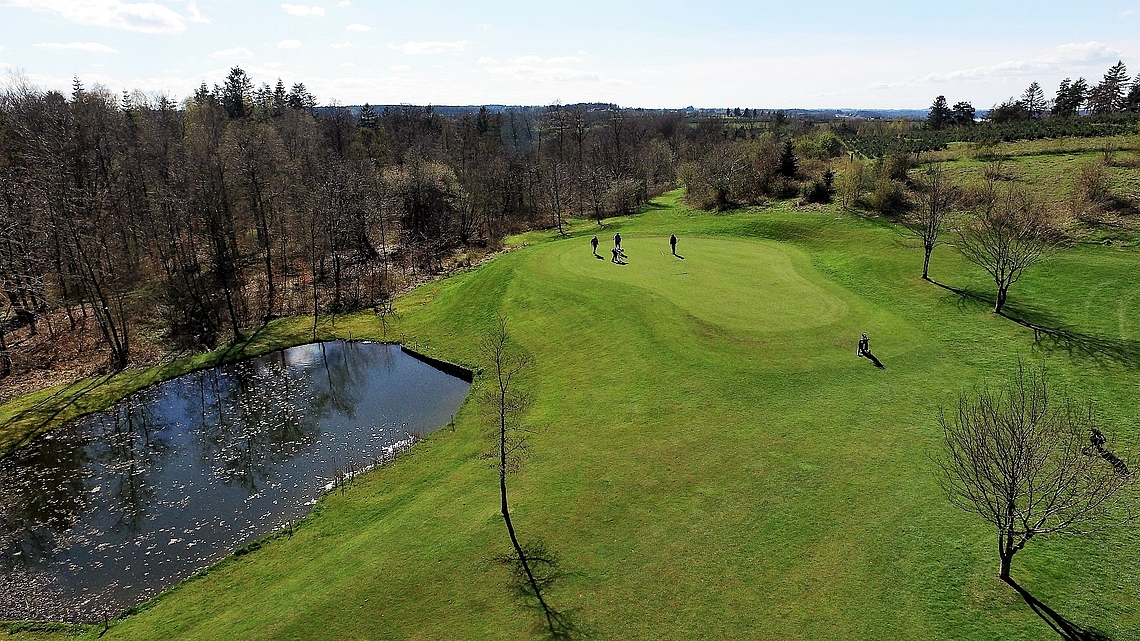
(90, 395, 172, 537)
(187, 342, 384, 491)
(0, 393, 172, 567)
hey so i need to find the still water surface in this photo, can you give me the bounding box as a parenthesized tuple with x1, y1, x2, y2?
(0, 341, 470, 621)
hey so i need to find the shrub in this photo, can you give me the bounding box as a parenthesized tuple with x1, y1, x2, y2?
(801, 170, 835, 204)
(876, 153, 914, 182)
(1074, 160, 1111, 206)
(870, 176, 906, 213)
(836, 158, 868, 208)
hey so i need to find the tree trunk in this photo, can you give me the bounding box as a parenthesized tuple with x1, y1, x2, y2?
(0, 322, 10, 378)
(922, 245, 933, 280)
(995, 285, 1008, 314)
(498, 385, 557, 634)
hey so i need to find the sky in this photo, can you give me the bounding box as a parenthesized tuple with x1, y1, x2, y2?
(0, 0, 1138, 109)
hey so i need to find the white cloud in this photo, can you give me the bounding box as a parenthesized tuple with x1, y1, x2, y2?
(330, 41, 356, 49)
(476, 56, 498, 65)
(868, 41, 1126, 89)
(1122, 9, 1136, 17)
(210, 47, 254, 59)
(480, 54, 600, 83)
(345, 23, 370, 31)
(5, 0, 187, 33)
(35, 41, 119, 53)
(389, 64, 409, 71)
(281, 3, 324, 16)
(1037, 41, 1122, 66)
(390, 40, 468, 55)
(337, 0, 349, 5)
(277, 39, 303, 49)
(186, 1, 207, 23)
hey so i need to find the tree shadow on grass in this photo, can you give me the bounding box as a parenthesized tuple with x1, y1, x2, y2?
(497, 539, 585, 639)
(928, 279, 1140, 368)
(1006, 578, 1113, 641)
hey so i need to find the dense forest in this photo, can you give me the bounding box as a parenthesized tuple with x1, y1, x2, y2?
(0, 67, 693, 381)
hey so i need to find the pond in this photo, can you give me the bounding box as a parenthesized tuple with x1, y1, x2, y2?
(0, 341, 472, 622)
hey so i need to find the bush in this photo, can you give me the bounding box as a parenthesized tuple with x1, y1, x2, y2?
(800, 170, 835, 204)
(876, 153, 914, 182)
(796, 130, 845, 160)
(870, 177, 906, 213)
(1074, 160, 1111, 206)
(836, 158, 869, 208)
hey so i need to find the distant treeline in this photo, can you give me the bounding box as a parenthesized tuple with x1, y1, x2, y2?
(0, 67, 703, 373)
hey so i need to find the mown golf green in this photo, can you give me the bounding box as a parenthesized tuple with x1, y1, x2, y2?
(9, 187, 1140, 639)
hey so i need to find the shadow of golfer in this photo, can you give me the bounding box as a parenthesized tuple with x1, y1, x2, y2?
(863, 351, 885, 369)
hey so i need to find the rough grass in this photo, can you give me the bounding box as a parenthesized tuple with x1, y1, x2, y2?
(5, 189, 1140, 639)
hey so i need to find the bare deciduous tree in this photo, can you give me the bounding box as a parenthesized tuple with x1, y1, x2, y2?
(937, 363, 1136, 584)
(957, 184, 1054, 314)
(909, 164, 957, 281)
(483, 317, 571, 638)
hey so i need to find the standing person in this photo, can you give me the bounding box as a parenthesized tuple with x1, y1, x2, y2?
(591, 235, 599, 256)
(614, 232, 622, 250)
(670, 233, 677, 256)
(611, 247, 619, 263)
(857, 333, 869, 357)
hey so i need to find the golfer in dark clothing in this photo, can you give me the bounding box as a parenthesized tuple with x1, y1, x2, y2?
(857, 333, 869, 357)
(611, 247, 619, 263)
(670, 234, 677, 255)
(591, 235, 599, 256)
(614, 233, 622, 249)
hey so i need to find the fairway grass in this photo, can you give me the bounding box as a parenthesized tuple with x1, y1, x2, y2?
(7, 189, 1140, 639)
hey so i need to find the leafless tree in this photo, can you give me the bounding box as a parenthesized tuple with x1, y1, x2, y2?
(909, 164, 957, 281)
(956, 184, 1054, 313)
(937, 362, 1136, 584)
(483, 317, 571, 638)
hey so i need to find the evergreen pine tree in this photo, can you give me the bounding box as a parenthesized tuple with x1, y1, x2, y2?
(778, 139, 798, 178)
(273, 78, 288, 116)
(219, 66, 253, 118)
(1051, 77, 1087, 117)
(951, 101, 975, 126)
(359, 103, 377, 129)
(1126, 78, 1140, 112)
(1089, 61, 1130, 114)
(927, 95, 952, 130)
(1021, 82, 1046, 118)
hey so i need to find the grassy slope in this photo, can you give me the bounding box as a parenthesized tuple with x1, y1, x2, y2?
(9, 186, 1140, 639)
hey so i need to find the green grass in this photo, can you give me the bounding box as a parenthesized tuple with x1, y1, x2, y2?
(7, 188, 1140, 639)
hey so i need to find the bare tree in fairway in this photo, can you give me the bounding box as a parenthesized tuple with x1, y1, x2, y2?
(937, 363, 1136, 585)
(909, 164, 957, 281)
(956, 184, 1054, 314)
(483, 317, 573, 638)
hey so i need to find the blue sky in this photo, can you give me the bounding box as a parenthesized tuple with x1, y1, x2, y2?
(1, 0, 1138, 108)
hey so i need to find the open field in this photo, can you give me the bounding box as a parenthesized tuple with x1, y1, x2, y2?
(4, 187, 1140, 639)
